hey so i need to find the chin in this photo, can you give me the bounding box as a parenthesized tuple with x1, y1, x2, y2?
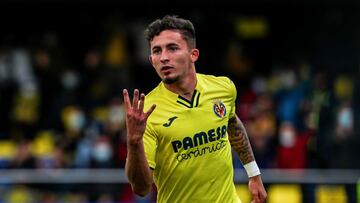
(163, 76, 179, 84)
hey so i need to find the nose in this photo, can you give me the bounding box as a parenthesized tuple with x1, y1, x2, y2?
(160, 51, 169, 63)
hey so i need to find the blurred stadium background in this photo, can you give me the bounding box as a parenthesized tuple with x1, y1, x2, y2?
(1, 1, 360, 202)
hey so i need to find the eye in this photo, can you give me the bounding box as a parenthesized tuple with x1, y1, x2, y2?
(168, 46, 179, 52)
(152, 49, 161, 55)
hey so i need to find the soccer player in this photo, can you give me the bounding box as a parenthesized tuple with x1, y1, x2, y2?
(123, 15, 267, 203)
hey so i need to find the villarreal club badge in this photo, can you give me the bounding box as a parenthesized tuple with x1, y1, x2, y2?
(213, 100, 226, 118)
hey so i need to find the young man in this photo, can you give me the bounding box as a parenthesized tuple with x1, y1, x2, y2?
(123, 15, 267, 203)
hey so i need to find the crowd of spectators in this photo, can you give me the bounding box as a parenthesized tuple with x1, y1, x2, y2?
(1, 6, 360, 203)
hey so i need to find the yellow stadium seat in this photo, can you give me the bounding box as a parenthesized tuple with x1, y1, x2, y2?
(0, 140, 16, 159)
(31, 130, 55, 158)
(316, 185, 347, 203)
(4, 185, 35, 203)
(267, 184, 302, 203)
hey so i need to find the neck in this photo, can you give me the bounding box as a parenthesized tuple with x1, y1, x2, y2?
(164, 68, 197, 100)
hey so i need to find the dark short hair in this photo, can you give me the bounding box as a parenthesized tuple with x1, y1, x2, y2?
(144, 15, 196, 49)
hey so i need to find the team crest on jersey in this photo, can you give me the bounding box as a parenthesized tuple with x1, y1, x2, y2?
(213, 100, 226, 118)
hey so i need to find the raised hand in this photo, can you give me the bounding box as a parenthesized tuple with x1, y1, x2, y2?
(123, 89, 156, 145)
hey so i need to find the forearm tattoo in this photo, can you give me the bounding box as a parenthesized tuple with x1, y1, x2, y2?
(227, 116, 255, 164)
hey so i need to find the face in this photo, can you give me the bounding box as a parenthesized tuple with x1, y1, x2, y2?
(149, 30, 199, 84)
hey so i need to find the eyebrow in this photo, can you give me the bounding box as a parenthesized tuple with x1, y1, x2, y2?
(166, 43, 179, 47)
(151, 46, 160, 51)
(152, 42, 180, 51)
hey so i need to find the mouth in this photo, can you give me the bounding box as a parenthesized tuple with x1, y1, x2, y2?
(161, 66, 174, 74)
(161, 66, 174, 71)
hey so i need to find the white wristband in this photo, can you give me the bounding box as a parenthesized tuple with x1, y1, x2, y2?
(243, 161, 261, 177)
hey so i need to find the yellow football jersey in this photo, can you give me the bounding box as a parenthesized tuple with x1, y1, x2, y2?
(143, 73, 241, 203)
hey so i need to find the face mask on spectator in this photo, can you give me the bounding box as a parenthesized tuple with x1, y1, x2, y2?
(279, 129, 295, 148)
(337, 107, 353, 129)
(68, 110, 86, 132)
(92, 141, 112, 163)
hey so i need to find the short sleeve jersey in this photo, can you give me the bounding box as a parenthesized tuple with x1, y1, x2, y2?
(143, 73, 241, 203)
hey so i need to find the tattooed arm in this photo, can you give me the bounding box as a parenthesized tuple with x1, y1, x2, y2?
(227, 115, 255, 164)
(228, 115, 267, 203)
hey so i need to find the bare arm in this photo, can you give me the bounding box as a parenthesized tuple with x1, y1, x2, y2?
(228, 115, 267, 203)
(123, 89, 156, 197)
(126, 141, 153, 197)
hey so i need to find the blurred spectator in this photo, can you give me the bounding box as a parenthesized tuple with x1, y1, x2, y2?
(91, 135, 113, 168)
(0, 44, 38, 139)
(103, 22, 134, 92)
(305, 70, 334, 169)
(236, 76, 263, 124)
(59, 105, 87, 167)
(31, 32, 72, 131)
(276, 121, 311, 169)
(324, 102, 360, 203)
(10, 139, 36, 169)
(224, 40, 252, 84)
(325, 102, 358, 168)
(61, 106, 86, 137)
(273, 67, 306, 128)
(78, 48, 114, 111)
(31, 47, 62, 130)
(247, 92, 277, 168)
(105, 97, 127, 168)
(73, 130, 93, 168)
(333, 74, 354, 104)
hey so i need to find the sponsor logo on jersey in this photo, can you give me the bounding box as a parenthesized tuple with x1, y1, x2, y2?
(163, 116, 178, 127)
(171, 125, 227, 153)
(213, 100, 226, 118)
(171, 125, 228, 162)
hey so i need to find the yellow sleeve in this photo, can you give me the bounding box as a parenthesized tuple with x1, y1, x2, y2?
(143, 123, 157, 169)
(228, 78, 237, 118)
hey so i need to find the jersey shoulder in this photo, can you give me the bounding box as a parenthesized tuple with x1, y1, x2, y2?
(145, 83, 161, 100)
(144, 82, 166, 109)
(198, 73, 236, 91)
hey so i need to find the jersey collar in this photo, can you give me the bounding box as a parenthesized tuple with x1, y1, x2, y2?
(160, 73, 204, 108)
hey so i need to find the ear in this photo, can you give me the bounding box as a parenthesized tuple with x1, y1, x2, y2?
(190, 49, 199, 62)
(149, 55, 155, 67)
